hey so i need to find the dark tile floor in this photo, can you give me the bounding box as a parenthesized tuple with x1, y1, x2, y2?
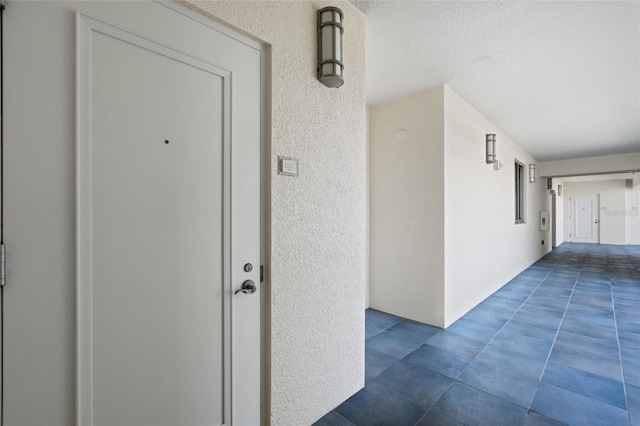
(314, 243, 640, 426)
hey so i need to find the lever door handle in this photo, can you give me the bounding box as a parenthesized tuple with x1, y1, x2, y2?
(235, 280, 257, 295)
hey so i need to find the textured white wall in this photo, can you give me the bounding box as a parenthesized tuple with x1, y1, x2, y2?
(539, 153, 640, 177)
(369, 87, 445, 326)
(563, 180, 628, 245)
(443, 86, 550, 326)
(184, 2, 367, 425)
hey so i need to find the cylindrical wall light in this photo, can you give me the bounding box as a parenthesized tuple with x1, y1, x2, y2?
(529, 164, 537, 183)
(547, 178, 553, 190)
(317, 7, 344, 88)
(486, 134, 496, 164)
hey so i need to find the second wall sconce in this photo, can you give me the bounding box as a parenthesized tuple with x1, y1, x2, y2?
(317, 6, 344, 88)
(486, 134, 501, 170)
(529, 164, 537, 183)
(486, 134, 496, 164)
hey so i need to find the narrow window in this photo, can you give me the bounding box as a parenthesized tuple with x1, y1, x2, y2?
(515, 161, 525, 223)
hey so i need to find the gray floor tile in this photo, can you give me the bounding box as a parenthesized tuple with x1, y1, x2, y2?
(387, 320, 441, 343)
(425, 332, 486, 359)
(335, 382, 426, 426)
(446, 318, 499, 343)
(366, 331, 423, 359)
(628, 382, 640, 414)
(531, 383, 628, 426)
(404, 344, 470, 379)
(334, 244, 640, 425)
(312, 411, 355, 426)
(475, 343, 547, 379)
(432, 383, 527, 426)
(523, 412, 568, 426)
(458, 361, 538, 408)
(489, 329, 553, 359)
(373, 359, 453, 408)
(541, 361, 626, 409)
(365, 347, 398, 381)
(416, 410, 462, 426)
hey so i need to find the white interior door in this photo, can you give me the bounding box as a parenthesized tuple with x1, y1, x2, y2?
(2, 2, 260, 424)
(571, 193, 599, 243)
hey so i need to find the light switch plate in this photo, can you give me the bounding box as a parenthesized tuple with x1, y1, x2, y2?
(278, 156, 298, 177)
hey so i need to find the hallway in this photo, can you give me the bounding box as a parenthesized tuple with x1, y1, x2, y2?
(316, 243, 640, 425)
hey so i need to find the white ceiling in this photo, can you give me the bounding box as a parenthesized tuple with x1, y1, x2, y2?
(350, 0, 640, 162)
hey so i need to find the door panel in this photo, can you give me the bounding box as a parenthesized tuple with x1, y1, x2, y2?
(572, 194, 599, 243)
(81, 23, 227, 425)
(4, 2, 261, 425)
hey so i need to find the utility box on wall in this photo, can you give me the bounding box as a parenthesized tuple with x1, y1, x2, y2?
(540, 211, 550, 231)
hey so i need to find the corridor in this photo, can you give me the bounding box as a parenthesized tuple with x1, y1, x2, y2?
(316, 243, 640, 425)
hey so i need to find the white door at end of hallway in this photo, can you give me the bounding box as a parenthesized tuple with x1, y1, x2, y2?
(571, 193, 599, 243)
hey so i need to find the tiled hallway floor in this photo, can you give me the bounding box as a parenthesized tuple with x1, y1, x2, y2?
(315, 243, 640, 426)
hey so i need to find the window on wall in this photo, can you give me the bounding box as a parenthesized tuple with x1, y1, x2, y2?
(515, 161, 525, 224)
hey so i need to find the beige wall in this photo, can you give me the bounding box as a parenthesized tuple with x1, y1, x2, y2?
(185, 2, 367, 425)
(368, 85, 551, 328)
(443, 86, 551, 326)
(369, 87, 446, 326)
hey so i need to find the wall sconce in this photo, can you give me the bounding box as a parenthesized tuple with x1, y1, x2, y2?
(529, 164, 537, 183)
(486, 134, 496, 164)
(547, 178, 552, 190)
(317, 6, 344, 88)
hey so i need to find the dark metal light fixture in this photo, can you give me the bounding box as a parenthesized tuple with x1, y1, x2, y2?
(317, 6, 344, 88)
(486, 134, 496, 164)
(529, 164, 537, 183)
(547, 178, 553, 190)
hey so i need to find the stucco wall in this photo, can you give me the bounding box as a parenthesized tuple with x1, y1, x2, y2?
(369, 87, 446, 327)
(185, 2, 367, 425)
(443, 86, 551, 326)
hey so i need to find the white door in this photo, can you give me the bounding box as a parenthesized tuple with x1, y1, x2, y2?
(571, 194, 599, 243)
(551, 193, 557, 248)
(4, 2, 261, 425)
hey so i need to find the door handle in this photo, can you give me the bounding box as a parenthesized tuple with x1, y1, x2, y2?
(235, 280, 257, 295)
(594, 219, 599, 224)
